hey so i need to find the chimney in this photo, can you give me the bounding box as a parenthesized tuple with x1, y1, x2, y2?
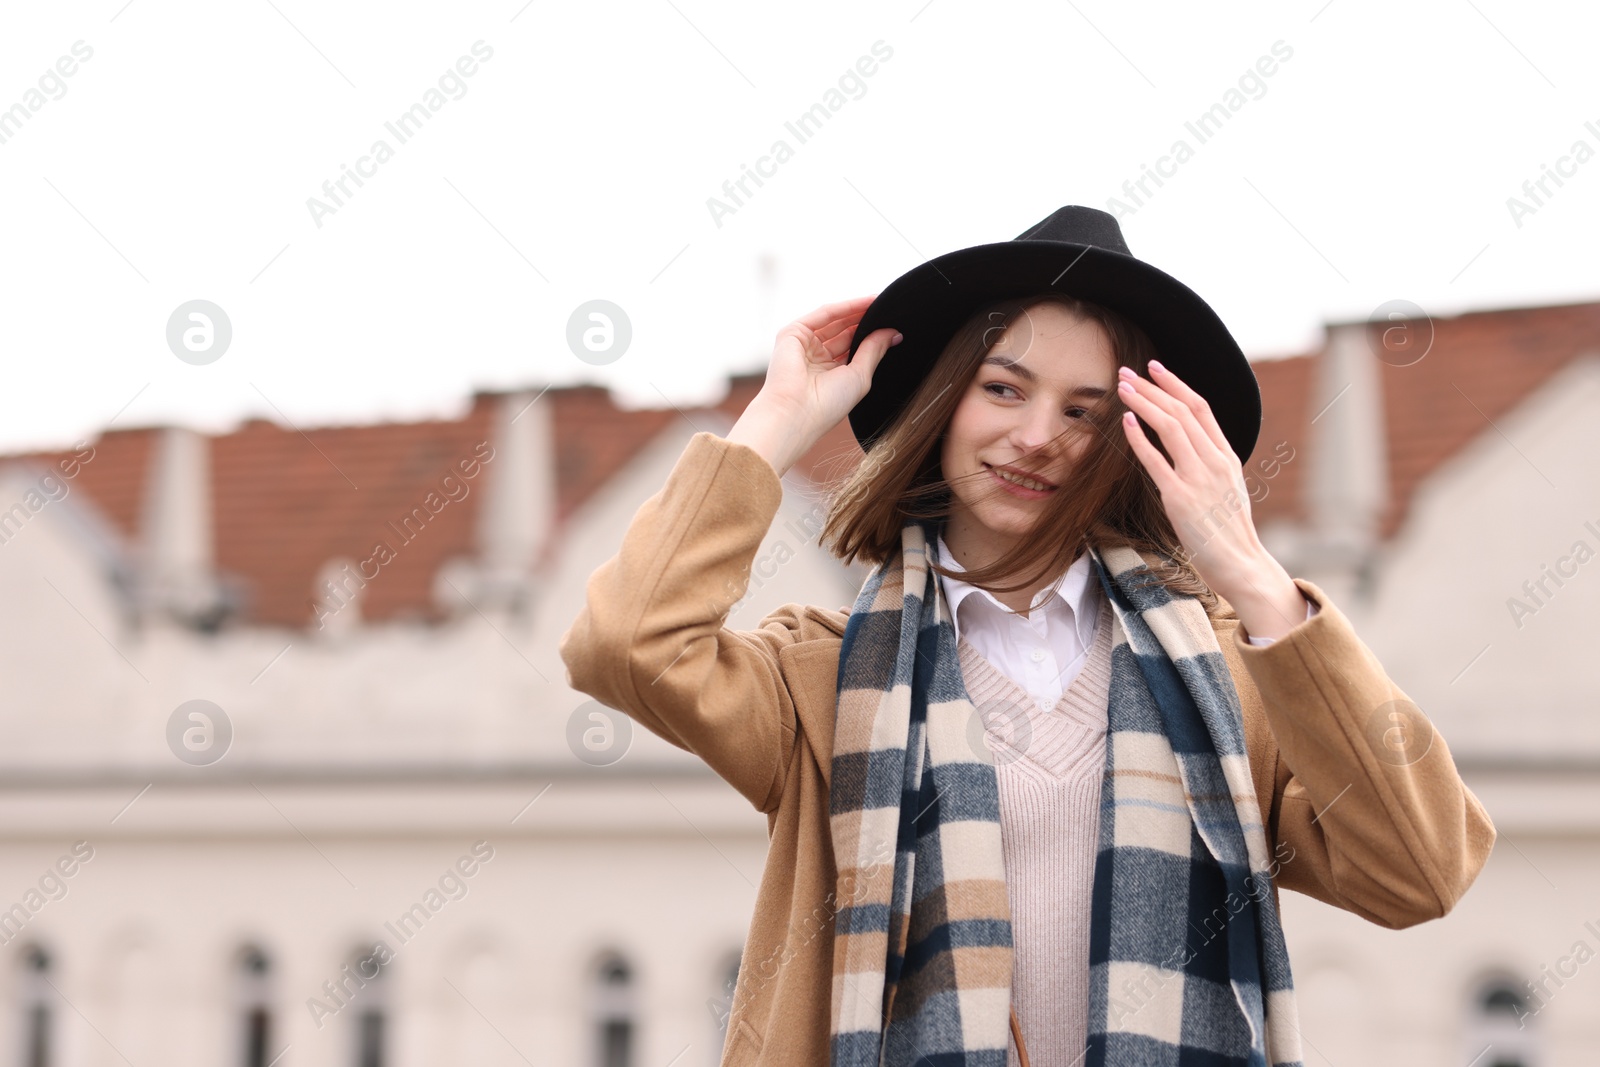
(138, 427, 224, 628)
(310, 557, 366, 637)
(1302, 322, 1390, 604)
(470, 389, 554, 618)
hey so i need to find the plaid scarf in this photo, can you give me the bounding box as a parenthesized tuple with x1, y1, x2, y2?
(827, 517, 1302, 1067)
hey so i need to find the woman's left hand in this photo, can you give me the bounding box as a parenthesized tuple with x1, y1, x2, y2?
(1116, 360, 1308, 642)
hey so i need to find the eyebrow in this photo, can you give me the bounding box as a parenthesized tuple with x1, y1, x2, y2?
(981, 355, 1113, 399)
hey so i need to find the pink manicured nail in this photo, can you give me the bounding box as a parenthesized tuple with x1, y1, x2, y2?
(1149, 359, 1166, 373)
(1118, 379, 1134, 393)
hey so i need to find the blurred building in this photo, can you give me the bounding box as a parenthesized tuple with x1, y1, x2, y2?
(0, 298, 1596, 1066)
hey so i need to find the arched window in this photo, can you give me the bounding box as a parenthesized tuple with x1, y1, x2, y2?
(350, 945, 389, 1067)
(235, 945, 274, 1067)
(1466, 975, 1538, 1067)
(591, 952, 636, 1067)
(17, 944, 52, 1067)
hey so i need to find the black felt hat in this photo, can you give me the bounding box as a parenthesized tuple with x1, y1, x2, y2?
(844, 205, 1262, 463)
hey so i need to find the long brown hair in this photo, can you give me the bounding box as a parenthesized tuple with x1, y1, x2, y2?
(818, 292, 1223, 616)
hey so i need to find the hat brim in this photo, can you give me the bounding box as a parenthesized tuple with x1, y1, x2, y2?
(845, 241, 1262, 463)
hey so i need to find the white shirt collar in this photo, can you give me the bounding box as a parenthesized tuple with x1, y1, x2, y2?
(935, 531, 1099, 649)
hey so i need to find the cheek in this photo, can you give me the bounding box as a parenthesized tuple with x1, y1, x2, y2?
(940, 408, 978, 469)
(943, 395, 995, 453)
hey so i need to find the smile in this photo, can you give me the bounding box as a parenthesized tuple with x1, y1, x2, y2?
(984, 463, 1057, 496)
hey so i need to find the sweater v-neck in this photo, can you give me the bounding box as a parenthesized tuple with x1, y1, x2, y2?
(953, 596, 1113, 781)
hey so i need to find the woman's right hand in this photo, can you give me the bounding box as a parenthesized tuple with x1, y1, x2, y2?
(726, 296, 902, 477)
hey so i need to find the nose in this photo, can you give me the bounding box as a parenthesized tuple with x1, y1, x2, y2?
(1009, 403, 1069, 459)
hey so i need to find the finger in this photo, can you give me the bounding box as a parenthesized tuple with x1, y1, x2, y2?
(845, 327, 903, 383)
(787, 314, 868, 364)
(1118, 377, 1202, 474)
(1147, 360, 1232, 457)
(808, 308, 884, 356)
(817, 316, 868, 352)
(1128, 370, 1230, 473)
(820, 325, 860, 359)
(816, 305, 874, 337)
(1120, 410, 1176, 493)
(796, 296, 878, 333)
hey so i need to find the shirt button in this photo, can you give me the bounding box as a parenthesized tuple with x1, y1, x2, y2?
(1030, 648, 1045, 663)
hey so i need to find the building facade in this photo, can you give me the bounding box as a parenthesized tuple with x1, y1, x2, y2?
(0, 299, 1596, 1066)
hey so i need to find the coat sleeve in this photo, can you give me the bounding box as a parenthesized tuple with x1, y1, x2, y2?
(557, 431, 808, 815)
(1230, 580, 1496, 928)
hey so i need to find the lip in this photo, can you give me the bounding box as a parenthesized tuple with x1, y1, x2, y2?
(983, 462, 1058, 497)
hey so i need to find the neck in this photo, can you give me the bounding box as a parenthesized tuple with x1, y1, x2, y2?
(939, 514, 1067, 615)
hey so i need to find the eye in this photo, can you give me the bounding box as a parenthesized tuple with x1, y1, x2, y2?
(984, 382, 1092, 419)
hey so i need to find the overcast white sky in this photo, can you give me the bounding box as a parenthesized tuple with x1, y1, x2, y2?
(2, 0, 1597, 453)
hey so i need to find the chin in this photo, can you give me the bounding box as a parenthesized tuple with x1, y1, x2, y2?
(971, 506, 1039, 540)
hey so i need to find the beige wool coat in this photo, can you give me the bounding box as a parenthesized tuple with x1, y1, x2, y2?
(558, 431, 1497, 1066)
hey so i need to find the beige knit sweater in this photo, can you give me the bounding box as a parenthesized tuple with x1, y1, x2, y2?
(955, 594, 1114, 1067)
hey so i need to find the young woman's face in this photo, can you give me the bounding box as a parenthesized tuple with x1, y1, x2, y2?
(939, 303, 1119, 554)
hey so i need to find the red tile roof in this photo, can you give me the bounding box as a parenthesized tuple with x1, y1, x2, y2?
(209, 404, 498, 627)
(23, 426, 157, 541)
(3, 297, 1595, 628)
(1371, 299, 1600, 538)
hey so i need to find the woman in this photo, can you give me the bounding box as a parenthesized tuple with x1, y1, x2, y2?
(559, 207, 1495, 1067)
